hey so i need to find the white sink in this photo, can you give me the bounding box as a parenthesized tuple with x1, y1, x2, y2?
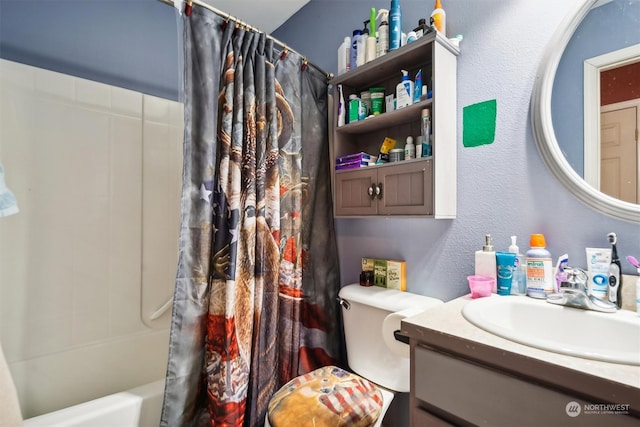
(461, 296, 640, 366)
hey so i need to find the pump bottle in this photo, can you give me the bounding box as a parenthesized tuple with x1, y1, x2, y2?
(396, 70, 414, 109)
(376, 9, 389, 57)
(389, 0, 402, 51)
(475, 234, 497, 292)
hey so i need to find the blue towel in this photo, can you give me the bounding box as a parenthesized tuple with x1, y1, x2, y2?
(0, 162, 19, 217)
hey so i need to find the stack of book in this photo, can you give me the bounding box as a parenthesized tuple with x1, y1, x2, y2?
(335, 152, 374, 170)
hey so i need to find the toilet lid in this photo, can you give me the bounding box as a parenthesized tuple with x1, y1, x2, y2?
(267, 366, 383, 427)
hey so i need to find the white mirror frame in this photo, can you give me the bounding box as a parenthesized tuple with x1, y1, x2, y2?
(531, 0, 640, 223)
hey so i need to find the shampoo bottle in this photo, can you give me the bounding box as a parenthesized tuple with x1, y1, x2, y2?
(376, 9, 390, 57)
(475, 234, 497, 292)
(396, 70, 414, 109)
(389, 0, 402, 51)
(526, 233, 554, 299)
(431, 0, 446, 36)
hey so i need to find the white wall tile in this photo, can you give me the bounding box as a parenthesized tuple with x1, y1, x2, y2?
(0, 60, 182, 417)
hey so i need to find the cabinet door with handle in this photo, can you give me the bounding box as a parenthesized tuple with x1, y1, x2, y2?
(378, 160, 433, 216)
(334, 168, 378, 216)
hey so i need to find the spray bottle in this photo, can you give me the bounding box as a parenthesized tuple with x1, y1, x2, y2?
(389, 0, 402, 51)
(376, 9, 389, 57)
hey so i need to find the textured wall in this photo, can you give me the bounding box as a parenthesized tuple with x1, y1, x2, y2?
(273, 0, 640, 301)
(1, 0, 638, 304)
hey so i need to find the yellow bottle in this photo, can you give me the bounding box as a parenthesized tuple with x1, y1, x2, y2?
(431, 0, 446, 36)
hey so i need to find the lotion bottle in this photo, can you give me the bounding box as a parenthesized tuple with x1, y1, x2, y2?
(396, 70, 414, 109)
(475, 234, 497, 292)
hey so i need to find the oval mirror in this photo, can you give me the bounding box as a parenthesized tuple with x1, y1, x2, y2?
(531, 0, 640, 223)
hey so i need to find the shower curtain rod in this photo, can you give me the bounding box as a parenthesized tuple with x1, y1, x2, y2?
(158, 0, 333, 80)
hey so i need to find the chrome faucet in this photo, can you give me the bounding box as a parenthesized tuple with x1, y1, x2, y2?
(546, 267, 617, 313)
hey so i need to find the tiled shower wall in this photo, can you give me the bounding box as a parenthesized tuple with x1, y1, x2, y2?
(0, 59, 182, 418)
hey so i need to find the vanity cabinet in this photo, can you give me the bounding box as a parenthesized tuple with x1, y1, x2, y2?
(330, 32, 458, 218)
(402, 299, 640, 426)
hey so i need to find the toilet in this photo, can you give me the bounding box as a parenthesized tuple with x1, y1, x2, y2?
(266, 284, 443, 427)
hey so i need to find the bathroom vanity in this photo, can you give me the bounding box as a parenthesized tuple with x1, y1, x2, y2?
(402, 296, 640, 426)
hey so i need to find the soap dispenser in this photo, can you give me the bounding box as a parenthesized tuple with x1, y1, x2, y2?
(475, 234, 497, 292)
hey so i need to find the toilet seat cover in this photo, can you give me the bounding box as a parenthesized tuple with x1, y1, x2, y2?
(267, 365, 383, 427)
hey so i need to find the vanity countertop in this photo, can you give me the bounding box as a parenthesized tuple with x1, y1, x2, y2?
(401, 294, 640, 412)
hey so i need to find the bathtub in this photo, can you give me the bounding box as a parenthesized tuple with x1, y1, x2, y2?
(23, 379, 165, 427)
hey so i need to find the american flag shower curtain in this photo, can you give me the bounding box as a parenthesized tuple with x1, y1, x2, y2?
(161, 5, 344, 426)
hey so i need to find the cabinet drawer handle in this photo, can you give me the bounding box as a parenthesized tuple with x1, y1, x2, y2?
(368, 183, 376, 200)
(376, 183, 383, 199)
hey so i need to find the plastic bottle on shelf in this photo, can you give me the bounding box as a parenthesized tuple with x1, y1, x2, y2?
(414, 18, 430, 38)
(365, 9, 377, 63)
(348, 94, 360, 123)
(389, 0, 402, 51)
(337, 36, 350, 75)
(376, 9, 389, 57)
(396, 70, 414, 109)
(421, 108, 432, 156)
(431, 0, 446, 36)
(351, 29, 362, 71)
(356, 22, 368, 68)
(404, 136, 415, 160)
(337, 85, 346, 127)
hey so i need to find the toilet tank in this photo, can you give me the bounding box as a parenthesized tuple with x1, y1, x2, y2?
(338, 284, 443, 393)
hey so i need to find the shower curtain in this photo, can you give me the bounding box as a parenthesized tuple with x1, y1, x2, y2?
(161, 6, 343, 427)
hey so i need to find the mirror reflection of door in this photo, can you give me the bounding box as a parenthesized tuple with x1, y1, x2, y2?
(599, 60, 640, 204)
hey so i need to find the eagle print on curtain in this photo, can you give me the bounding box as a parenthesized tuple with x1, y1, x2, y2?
(161, 5, 344, 427)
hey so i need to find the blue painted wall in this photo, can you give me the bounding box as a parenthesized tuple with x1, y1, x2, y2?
(0, 0, 180, 100)
(1, 0, 638, 302)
